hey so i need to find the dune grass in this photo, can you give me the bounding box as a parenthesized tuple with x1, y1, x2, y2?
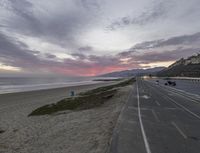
(28, 77, 135, 116)
(81, 77, 135, 96)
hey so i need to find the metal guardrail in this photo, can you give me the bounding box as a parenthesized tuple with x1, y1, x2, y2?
(170, 77, 200, 82)
(155, 77, 200, 82)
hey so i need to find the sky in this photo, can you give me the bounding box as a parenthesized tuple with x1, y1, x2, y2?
(0, 0, 200, 76)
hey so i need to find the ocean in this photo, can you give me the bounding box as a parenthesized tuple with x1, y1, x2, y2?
(0, 76, 102, 94)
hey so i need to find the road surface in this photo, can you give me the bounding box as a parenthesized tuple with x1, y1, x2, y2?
(110, 78, 200, 153)
(148, 78, 200, 95)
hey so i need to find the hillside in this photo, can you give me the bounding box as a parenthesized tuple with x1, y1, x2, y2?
(100, 67, 165, 77)
(157, 54, 200, 77)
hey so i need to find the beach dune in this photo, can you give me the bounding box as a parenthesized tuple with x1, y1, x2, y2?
(0, 82, 132, 153)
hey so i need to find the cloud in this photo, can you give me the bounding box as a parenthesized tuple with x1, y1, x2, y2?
(128, 32, 200, 51)
(71, 53, 87, 60)
(156, 32, 200, 47)
(0, 33, 39, 66)
(80, 0, 101, 11)
(0, 0, 101, 49)
(117, 32, 200, 66)
(78, 46, 93, 53)
(44, 53, 57, 59)
(132, 48, 200, 63)
(1, 0, 200, 76)
(107, 1, 169, 30)
(0, 32, 128, 76)
(1, 30, 200, 76)
(1, 0, 43, 35)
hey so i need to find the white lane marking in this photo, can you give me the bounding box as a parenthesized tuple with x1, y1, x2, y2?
(166, 89, 199, 104)
(147, 81, 200, 120)
(164, 85, 200, 100)
(142, 95, 150, 99)
(163, 96, 179, 109)
(171, 121, 187, 139)
(156, 84, 200, 104)
(149, 80, 200, 103)
(137, 81, 152, 153)
(151, 109, 160, 122)
(155, 100, 160, 106)
(165, 94, 200, 120)
(145, 83, 178, 109)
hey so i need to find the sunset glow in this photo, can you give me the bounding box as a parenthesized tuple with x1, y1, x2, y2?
(140, 61, 175, 68)
(0, 0, 200, 76)
(0, 64, 21, 72)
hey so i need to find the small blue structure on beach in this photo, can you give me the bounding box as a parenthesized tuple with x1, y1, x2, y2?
(70, 91, 75, 97)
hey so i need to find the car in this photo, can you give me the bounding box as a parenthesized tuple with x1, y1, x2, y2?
(165, 81, 176, 86)
(171, 81, 176, 86)
(156, 80, 159, 85)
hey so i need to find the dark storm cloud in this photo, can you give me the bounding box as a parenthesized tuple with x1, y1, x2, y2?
(0, 33, 39, 64)
(0, 0, 100, 48)
(156, 32, 200, 47)
(2, 0, 43, 35)
(116, 46, 200, 68)
(0, 32, 61, 71)
(117, 32, 200, 64)
(128, 32, 200, 51)
(132, 48, 200, 63)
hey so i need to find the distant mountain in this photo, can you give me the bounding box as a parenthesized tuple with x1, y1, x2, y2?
(99, 67, 165, 77)
(157, 54, 200, 77)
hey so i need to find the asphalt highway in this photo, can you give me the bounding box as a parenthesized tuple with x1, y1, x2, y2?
(110, 78, 200, 153)
(148, 78, 200, 95)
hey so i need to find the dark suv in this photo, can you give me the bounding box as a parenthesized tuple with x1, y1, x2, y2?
(165, 81, 176, 86)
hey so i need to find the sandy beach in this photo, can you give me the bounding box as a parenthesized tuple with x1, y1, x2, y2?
(0, 82, 132, 153)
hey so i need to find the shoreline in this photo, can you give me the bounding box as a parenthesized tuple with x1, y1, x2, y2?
(0, 82, 115, 110)
(0, 81, 105, 95)
(0, 81, 115, 96)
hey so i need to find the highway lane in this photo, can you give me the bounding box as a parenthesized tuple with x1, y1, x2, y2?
(141, 80, 200, 153)
(148, 78, 200, 95)
(110, 78, 200, 153)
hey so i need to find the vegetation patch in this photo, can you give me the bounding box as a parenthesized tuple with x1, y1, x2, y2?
(93, 78, 123, 82)
(81, 77, 135, 96)
(29, 77, 135, 116)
